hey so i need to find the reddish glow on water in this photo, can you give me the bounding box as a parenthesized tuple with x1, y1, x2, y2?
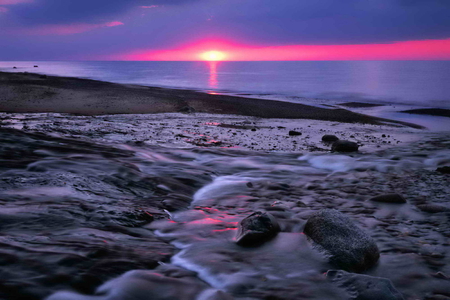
(208, 61, 218, 88)
(111, 38, 450, 61)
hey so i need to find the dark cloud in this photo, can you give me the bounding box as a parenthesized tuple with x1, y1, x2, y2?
(6, 0, 197, 25)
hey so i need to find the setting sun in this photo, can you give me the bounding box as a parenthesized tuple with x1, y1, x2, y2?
(201, 51, 226, 61)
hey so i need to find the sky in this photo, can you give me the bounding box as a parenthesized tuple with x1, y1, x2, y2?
(0, 0, 450, 60)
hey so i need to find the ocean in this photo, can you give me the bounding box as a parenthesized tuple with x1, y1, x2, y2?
(1, 60, 450, 109)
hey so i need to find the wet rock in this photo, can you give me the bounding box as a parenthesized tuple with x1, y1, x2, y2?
(322, 135, 339, 142)
(331, 140, 359, 152)
(369, 194, 406, 204)
(161, 194, 193, 211)
(304, 209, 379, 272)
(236, 211, 280, 246)
(436, 166, 450, 174)
(417, 204, 450, 213)
(327, 270, 404, 300)
(288, 130, 302, 136)
(34, 65, 39, 67)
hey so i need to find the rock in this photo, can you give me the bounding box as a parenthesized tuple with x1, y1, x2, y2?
(304, 209, 379, 272)
(436, 166, 450, 174)
(431, 271, 449, 280)
(322, 135, 339, 142)
(331, 140, 359, 152)
(288, 130, 302, 136)
(113, 209, 154, 227)
(178, 106, 196, 113)
(34, 65, 38, 67)
(13, 66, 17, 69)
(327, 270, 404, 300)
(236, 211, 280, 246)
(382, 134, 386, 138)
(369, 194, 406, 204)
(417, 204, 450, 213)
(251, 128, 257, 131)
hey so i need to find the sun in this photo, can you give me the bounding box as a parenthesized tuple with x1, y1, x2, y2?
(201, 51, 226, 61)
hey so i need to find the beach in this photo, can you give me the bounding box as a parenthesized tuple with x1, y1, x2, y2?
(0, 71, 449, 300)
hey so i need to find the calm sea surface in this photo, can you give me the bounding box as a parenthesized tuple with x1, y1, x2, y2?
(1, 61, 450, 108)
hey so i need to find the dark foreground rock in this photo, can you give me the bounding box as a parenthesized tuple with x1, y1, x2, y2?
(322, 134, 339, 142)
(369, 194, 406, 204)
(436, 166, 450, 174)
(304, 209, 380, 272)
(327, 270, 404, 300)
(236, 211, 280, 246)
(331, 140, 359, 152)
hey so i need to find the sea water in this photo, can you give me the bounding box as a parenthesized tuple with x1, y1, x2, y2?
(1, 60, 450, 109)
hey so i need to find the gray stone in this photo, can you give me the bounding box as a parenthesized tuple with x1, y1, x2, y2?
(331, 140, 359, 152)
(288, 130, 302, 136)
(236, 211, 280, 246)
(322, 134, 339, 142)
(304, 209, 379, 272)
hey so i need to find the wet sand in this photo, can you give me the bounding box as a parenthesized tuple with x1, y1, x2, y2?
(0, 71, 423, 128)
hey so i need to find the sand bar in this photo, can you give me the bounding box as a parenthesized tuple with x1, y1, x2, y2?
(0, 71, 423, 128)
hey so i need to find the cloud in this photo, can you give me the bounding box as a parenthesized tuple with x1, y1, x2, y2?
(5, 0, 198, 25)
(11, 21, 124, 35)
(0, 0, 32, 4)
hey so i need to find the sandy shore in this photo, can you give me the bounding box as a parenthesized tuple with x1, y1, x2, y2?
(0, 71, 424, 128)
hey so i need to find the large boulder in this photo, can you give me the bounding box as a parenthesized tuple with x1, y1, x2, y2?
(304, 209, 379, 272)
(322, 135, 339, 142)
(331, 140, 359, 152)
(235, 211, 280, 246)
(327, 270, 404, 300)
(369, 194, 406, 204)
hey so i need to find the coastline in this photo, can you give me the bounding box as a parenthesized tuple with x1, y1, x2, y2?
(0, 71, 424, 129)
(0, 70, 449, 300)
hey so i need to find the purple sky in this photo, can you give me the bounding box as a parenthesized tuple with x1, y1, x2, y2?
(1, 0, 450, 60)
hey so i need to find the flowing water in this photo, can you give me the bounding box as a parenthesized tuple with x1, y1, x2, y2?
(0, 122, 449, 300)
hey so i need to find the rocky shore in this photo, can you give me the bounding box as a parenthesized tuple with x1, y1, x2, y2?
(0, 119, 448, 299)
(0, 71, 449, 300)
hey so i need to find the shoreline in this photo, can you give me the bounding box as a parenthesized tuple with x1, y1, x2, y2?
(0, 71, 425, 129)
